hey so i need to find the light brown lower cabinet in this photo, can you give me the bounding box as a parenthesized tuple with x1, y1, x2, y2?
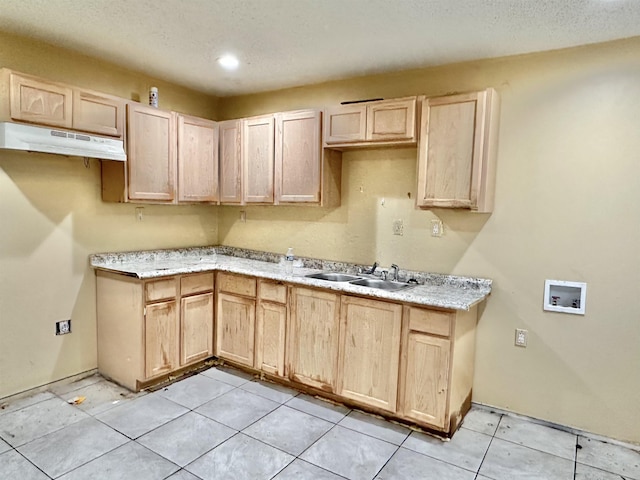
(288, 287, 340, 392)
(337, 296, 402, 412)
(255, 280, 288, 376)
(96, 271, 214, 391)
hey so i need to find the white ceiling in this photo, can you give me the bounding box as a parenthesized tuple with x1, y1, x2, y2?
(1, 0, 639, 97)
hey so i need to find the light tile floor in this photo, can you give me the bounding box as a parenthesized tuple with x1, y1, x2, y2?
(1, 367, 639, 480)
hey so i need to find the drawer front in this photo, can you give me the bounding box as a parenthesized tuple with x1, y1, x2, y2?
(259, 280, 287, 304)
(217, 272, 256, 297)
(145, 278, 177, 303)
(408, 307, 451, 337)
(181, 273, 214, 296)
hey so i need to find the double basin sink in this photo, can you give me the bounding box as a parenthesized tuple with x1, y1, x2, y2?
(305, 272, 416, 291)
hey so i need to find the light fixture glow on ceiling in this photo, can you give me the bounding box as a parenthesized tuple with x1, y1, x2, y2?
(217, 54, 239, 70)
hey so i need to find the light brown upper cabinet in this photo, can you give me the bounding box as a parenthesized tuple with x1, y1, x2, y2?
(416, 88, 500, 213)
(324, 97, 417, 147)
(127, 103, 176, 202)
(275, 109, 322, 204)
(72, 89, 124, 137)
(242, 115, 275, 203)
(177, 115, 219, 203)
(218, 119, 243, 204)
(1, 69, 124, 137)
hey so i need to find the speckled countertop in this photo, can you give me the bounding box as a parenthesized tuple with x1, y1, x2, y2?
(90, 246, 492, 311)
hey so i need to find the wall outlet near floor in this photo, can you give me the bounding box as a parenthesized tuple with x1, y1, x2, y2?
(239, 210, 246, 222)
(431, 219, 443, 237)
(515, 328, 528, 347)
(392, 219, 404, 236)
(56, 319, 71, 335)
(135, 207, 144, 222)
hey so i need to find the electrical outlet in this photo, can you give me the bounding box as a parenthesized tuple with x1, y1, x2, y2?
(56, 320, 71, 336)
(515, 328, 528, 347)
(392, 219, 404, 236)
(135, 207, 144, 222)
(431, 219, 443, 237)
(239, 210, 246, 222)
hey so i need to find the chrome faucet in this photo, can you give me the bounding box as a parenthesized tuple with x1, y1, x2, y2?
(389, 264, 399, 281)
(360, 261, 378, 275)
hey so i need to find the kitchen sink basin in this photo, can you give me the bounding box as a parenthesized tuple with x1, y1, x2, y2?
(305, 272, 361, 282)
(348, 278, 415, 291)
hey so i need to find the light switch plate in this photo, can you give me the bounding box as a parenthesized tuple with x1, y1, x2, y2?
(431, 219, 443, 237)
(392, 219, 403, 236)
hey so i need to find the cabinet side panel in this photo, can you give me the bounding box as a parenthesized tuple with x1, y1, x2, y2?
(448, 305, 478, 431)
(96, 272, 143, 391)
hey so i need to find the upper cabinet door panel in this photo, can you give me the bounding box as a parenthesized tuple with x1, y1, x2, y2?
(218, 120, 243, 204)
(127, 104, 176, 202)
(324, 105, 366, 144)
(417, 89, 499, 212)
(10, 72, 72, 128)
(275, 110, 321, 204)
(366, 97, 416, 142)
(243, 115, 275, 203)
(177, 115, 219, 203)
(73, 89, 124, 137)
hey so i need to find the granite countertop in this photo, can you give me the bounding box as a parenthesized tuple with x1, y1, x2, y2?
(90, 246, 492, 311)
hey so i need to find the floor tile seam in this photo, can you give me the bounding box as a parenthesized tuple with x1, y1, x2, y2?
(7, 447, 54, 479)
(491, 434, 578, 463)
(335, 417, 409, 447)
(179, 430, 244, 472)
(292, 421, 341, 465)
(475, 427, 497, 477)
(112, 407, 194, 441)
(573, 435, 578, 480)
(240, 424, 322, 458)
(397, 444, 481, 475)
(3, 411, 91, 449)
(283, 398, 350, 424)
(371, 441, 402, 480)
(155, 388, 238, 411)
(574, 460, 640, 480)
(238, 383, 299, 404)
(268, 402, 345, 429)
(48, 377, 104, 397)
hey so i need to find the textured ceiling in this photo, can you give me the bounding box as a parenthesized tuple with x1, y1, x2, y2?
(1, 0, 639, 97)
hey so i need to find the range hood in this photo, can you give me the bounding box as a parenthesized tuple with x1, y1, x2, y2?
(0, 122, 126, 161)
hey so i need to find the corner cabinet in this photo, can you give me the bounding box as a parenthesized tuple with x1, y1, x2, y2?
(416, 88, 500, 213)
(96, 271, 214, 391)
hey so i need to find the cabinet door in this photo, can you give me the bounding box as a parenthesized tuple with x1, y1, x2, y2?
(275, 110, 321, 204)
(215, 293, 256, 367)
(10, 72, 72, 128)
(73, 89, 124, 137)
(323, 105, 366, 144)
(177, 115, 219, 203)
(127, 104, 176, 201)
(242, 115, 274, 203)
(145, 300, 178, 379)
(400, 332, 450, 429)
(255, 300, 287, 376)
(366, 97, 416, 142)
(219, 120, 243, 204)
(181, 292, 214, 366)
(416, 89, 498, 212)
(288, 287, 340, 391)
(337, 296, 402, 412)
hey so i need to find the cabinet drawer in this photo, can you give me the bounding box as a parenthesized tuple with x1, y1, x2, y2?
(259, 280, 287, 304)
(217, 272, 256, 297)
(407, 307, 451, 337)
(181, 273, 214, 296)
(145, 278, 177, 303)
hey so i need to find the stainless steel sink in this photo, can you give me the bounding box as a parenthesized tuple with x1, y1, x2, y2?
(305, 272, 362, 282)
(349, 278, 415, 291)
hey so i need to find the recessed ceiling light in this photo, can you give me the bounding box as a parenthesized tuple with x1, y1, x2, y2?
(217, 54, 239, 70)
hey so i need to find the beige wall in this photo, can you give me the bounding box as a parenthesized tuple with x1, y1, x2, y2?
(218, 37, 640, 444)
(0, 31, 219, 398)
